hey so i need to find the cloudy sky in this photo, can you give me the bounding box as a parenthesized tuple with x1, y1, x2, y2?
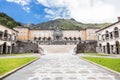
(0, 0, 120, 24)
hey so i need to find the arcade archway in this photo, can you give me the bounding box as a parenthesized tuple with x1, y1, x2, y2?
(3, 42, 6, 54)
(115, 41, 120, 54)
(107, 43, 110, 54)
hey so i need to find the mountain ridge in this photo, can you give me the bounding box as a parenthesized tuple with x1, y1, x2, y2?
(30, 18, 110, 30)
(0, 12, 110, 30)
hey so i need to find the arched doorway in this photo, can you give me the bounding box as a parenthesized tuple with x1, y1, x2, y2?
(47, 37, 51, 41)
(64, 37, 67, 41)
(107, 43, 110, 54)
(69, 37, 72, 41)
(38, 37, 41, 41)
(56, 36, 59, 40)
(74, 37, 77, 41)
(3, 42, 6, 54)
(12, 44, 15, 53)
(78, 37, 81, 41)
(99, 44, 102, 52)
(115, 41, 120, 54)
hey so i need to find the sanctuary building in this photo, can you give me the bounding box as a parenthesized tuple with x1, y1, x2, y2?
(14, 26, 99, 45)
(96, 18, 120, 54)
(0, 25, 17, 54)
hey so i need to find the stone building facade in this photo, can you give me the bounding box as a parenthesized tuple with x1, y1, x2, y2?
(0, 25, 18, 54)
(96, 18, 120, 54)
(14, 26, 99, 45)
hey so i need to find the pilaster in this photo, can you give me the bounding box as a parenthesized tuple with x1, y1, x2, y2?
(0, 45, 3, 54)
(112, 31, 115, 39)
(6, 46, 8, 54)
(119, 29, 120, 38)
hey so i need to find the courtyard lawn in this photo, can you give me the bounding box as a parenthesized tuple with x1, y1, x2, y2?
(84, 52, 110, 56)
(1, 53, 34, 56)
(0, 57, 37, 76)
(82, 57, 120, 72)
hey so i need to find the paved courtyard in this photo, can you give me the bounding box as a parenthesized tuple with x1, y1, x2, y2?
(4, 52, 120, 80)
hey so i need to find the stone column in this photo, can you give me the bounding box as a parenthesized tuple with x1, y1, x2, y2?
(105, 45, 107, 53)
(109, 45, 112, 54)
(102, 46, 105, 53)
(7, 34, 10, 41)
(10, 46, 12, 54)
(6, 46, 8, 54)
(0, 45, 3, 54)
(104, 34, 106, 41)
(2, 32, 4, 40)
(119, 29, 120, 38)
(109, 33, 111, 40)
(101, 46, 103, 53)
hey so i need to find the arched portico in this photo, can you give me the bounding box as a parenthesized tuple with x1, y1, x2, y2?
(3, 42, 6, 54)
(115, 41, 120, 54)
(99, 43, 102, 52)
(12, 43, 15, 53)
(106, 43, 110, 54)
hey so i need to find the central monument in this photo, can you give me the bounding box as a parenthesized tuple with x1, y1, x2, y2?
(53, 26, 63, 41)
(52, 26, 64, 44)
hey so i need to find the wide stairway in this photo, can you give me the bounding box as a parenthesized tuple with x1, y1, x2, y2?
(39, 45, 76, 53)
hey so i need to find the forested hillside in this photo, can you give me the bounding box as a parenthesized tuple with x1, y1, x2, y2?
(0, 12, 21, 29)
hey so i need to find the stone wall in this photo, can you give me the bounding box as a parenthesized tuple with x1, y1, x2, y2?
(15, 41, 39, 53)
(76, 40, 97, 54)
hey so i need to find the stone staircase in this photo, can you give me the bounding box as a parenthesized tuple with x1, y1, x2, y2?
(39, 45, 76, 53)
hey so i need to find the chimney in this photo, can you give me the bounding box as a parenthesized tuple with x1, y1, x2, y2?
(118, 17, 120, 21)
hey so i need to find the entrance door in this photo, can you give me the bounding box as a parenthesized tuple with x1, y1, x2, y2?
(56, 36, 59, 40)
(3, 42, 6, 54)
(107, 43, 110, 54)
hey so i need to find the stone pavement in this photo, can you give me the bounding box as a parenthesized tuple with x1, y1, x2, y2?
(0, 54, 40, 58)
(3, 53, 120, 80)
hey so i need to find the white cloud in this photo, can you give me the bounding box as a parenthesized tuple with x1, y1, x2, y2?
(6, 0, 31, 13)
(6, 0, 120, 23)
(6, 0, 30, 6)
(22, 6, 30, 13)
(44, 8, 70, 20)
(37, 0, 119, 23)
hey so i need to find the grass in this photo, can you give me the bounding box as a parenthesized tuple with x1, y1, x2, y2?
(84, 52, 110, 56)
(83, 57, 120, 72)
(0, 57, 37, 76)
(0, 53, 34, 56)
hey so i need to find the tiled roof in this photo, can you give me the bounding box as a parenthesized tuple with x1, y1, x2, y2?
(96, 21, 120, 33)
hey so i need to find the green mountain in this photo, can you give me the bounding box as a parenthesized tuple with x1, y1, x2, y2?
(32, 18, 110, 30)
(0, 12, 110, 30)
(0, 12, 21, 29)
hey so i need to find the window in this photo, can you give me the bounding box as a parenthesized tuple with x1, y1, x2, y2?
(114, 27, 119, 38)
(105, 31, 109, 40)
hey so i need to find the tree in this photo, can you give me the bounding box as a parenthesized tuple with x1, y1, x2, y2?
(0, 12, 21, 29)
